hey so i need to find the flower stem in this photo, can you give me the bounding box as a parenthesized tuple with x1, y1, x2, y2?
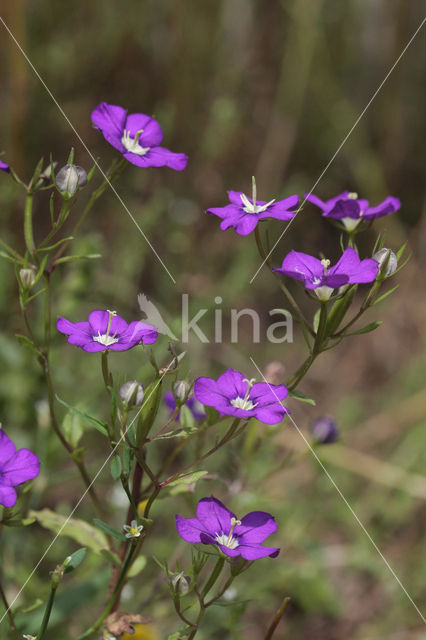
(264, 596, 291, 640)
(187, 557, 226, 640)
(75, 543, 137, 640)
(35, 584, 58, 640)
(24, 192, 35, 254)
(0, 581, 20, 640)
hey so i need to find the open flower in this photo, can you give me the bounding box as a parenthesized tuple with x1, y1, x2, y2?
(123, 520, 144, 539)
(207, 178, 298, 235)
(164, 391, 206, 421)
(91, 102, 188, 171)
(0, 429, 40, 508)
(57, 310, 158, 353)
(274, 247, 379, 301)
(176, 496, 280, 560)
(194, 369, 288, 425)
(0, 160, 10, 173)
(305, 191, 401, 231)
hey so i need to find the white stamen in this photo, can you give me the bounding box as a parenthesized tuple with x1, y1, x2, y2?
(348, 192, 358, 199)
(93, 332, 119, 346)
(231, 396, 257, 411)
(215, 532, 239, 549)
(121, 129, 150, 156)
(321, 258, 331, 274)
(240, 192, 276, 214)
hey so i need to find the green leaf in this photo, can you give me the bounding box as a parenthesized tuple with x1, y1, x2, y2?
(93, 518, 127, 542)
(313, 308, 321, 334)
(56, 395, 109, 437)
(326, 285, 357, 336)
(62, 410, 85, 448)
(29, 509, 109, 553)
(67, 147, 75, 164)
(122, 446, 133, 475)
(136, 378, 163, 446)
(64, 547, 86, 573)
(289, 389, 316, 406)
(343, 320, 382, 337)
(372, 284, 399, 306)
(127, 555, 147, 578)
(167, 470, 208, 488)
(180, 404, 195, 429)
(55, 253, 101, 265)
(15, 334, 43, 357)
(110, 455, 122, 480)
(396, 241, 407, 261)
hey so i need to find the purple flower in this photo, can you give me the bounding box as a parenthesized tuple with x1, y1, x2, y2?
(0, 160, 10, 173)
(311, 416, 339, 444)
(57, 309, 158, 353)
(207, 178, 298, 235)
(0, 430, 40, 508)
(306, 191, 401, 231)
(274, 247, 379, 301)
(176, 496, 279, 560)
(194, 369, 288, 425)
(164, 392, 206, 421)
(91, 102, 188, 171)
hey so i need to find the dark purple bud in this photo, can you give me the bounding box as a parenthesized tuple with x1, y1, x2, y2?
(311, 416, 339, 444)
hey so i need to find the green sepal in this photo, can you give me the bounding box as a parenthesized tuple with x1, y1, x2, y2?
(63, 547, 86, 573)
(136, 377, 163, 447)
(326, 285, 357, 336)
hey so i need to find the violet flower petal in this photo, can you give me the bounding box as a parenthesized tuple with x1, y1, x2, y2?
(124, 113, 163, 146)
(91, 102, 127, 151)
(0, 430, 16, 465)
(0, 161, 10, 173)
(365, 196, 401, 219)
(237, 544, 280, 560)
(237, 511, 278, 542)
(175, 515, 208, 543)
(0, 485, 17, 508)
(1, 448, 40, 486)
(195, 496, 236, 533)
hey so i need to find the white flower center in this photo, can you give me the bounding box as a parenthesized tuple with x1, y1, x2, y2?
(230, 396, 257, 411)
(215, 532, 239, 549)
(93, 332, 119, 346)
(240, 192, 275, 214)
(215, 517, 241, 549)
(121, 129, 150, 156)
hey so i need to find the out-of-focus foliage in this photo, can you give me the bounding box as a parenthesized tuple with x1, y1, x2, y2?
(0, 1, 425, 638)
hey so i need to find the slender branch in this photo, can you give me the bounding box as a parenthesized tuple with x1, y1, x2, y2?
(264, 596, 291, 640)
(0, 581, 20, 640)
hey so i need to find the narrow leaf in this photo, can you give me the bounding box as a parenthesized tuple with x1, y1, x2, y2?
(93, 518, 127, 542)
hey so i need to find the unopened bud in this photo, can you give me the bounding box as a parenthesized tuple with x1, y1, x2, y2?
(120, 381, 144, 407)
(170, 571, 191, 595)
(56, 164, 87, 198)
(174, 380, 190, 401)
(19, 268, 36, 288)
(311, 416, 339, 444)
(373, 248, 398, 277)
(263, 361, 285, 385)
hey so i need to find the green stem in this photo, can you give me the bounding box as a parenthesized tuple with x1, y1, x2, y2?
(75, 544, 137, 640)
(24, 192, 36, 254)
(286, 352, 317, 391)
(313, 302, 328, 354)
(188, 558, 226, 640)
(35, 584, 58, 640)
(254, 227, 314, 336)
(264, 596, 291, 640)
(0, 581, 20, 640)
(49, 158, 126, 269)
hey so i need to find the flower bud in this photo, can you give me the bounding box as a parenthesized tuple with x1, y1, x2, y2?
(56, 164, 87, 198)
(263, 361, 285, 385)
(169, 570, 191, 595)
(120, 381, 144, 407)
(373, 248, 398, 277)
(174, 380, 190, 401)
(19, 268, 36, 288)
(311, 416, 339, 444)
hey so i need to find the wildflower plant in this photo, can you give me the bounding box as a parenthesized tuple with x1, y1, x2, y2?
(0, 97, 410, 640)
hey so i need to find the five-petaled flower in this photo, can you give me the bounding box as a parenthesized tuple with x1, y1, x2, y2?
(0, 160, 10, 173)
(274, 247, 379, 301)
(91, 102, 188, 171)
(164, 391, 206, 421)
(207, 178, 298, 236)
(123, 519, 144, 539)
(305, 191, 401, 231)
(0, 429, 40, 508)
(194, 369, 288, 425)
(57, 310, 158, 353)
(176, 496, 280, 560)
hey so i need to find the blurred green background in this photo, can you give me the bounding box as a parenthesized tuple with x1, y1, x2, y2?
(0, 1, 425, 638)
